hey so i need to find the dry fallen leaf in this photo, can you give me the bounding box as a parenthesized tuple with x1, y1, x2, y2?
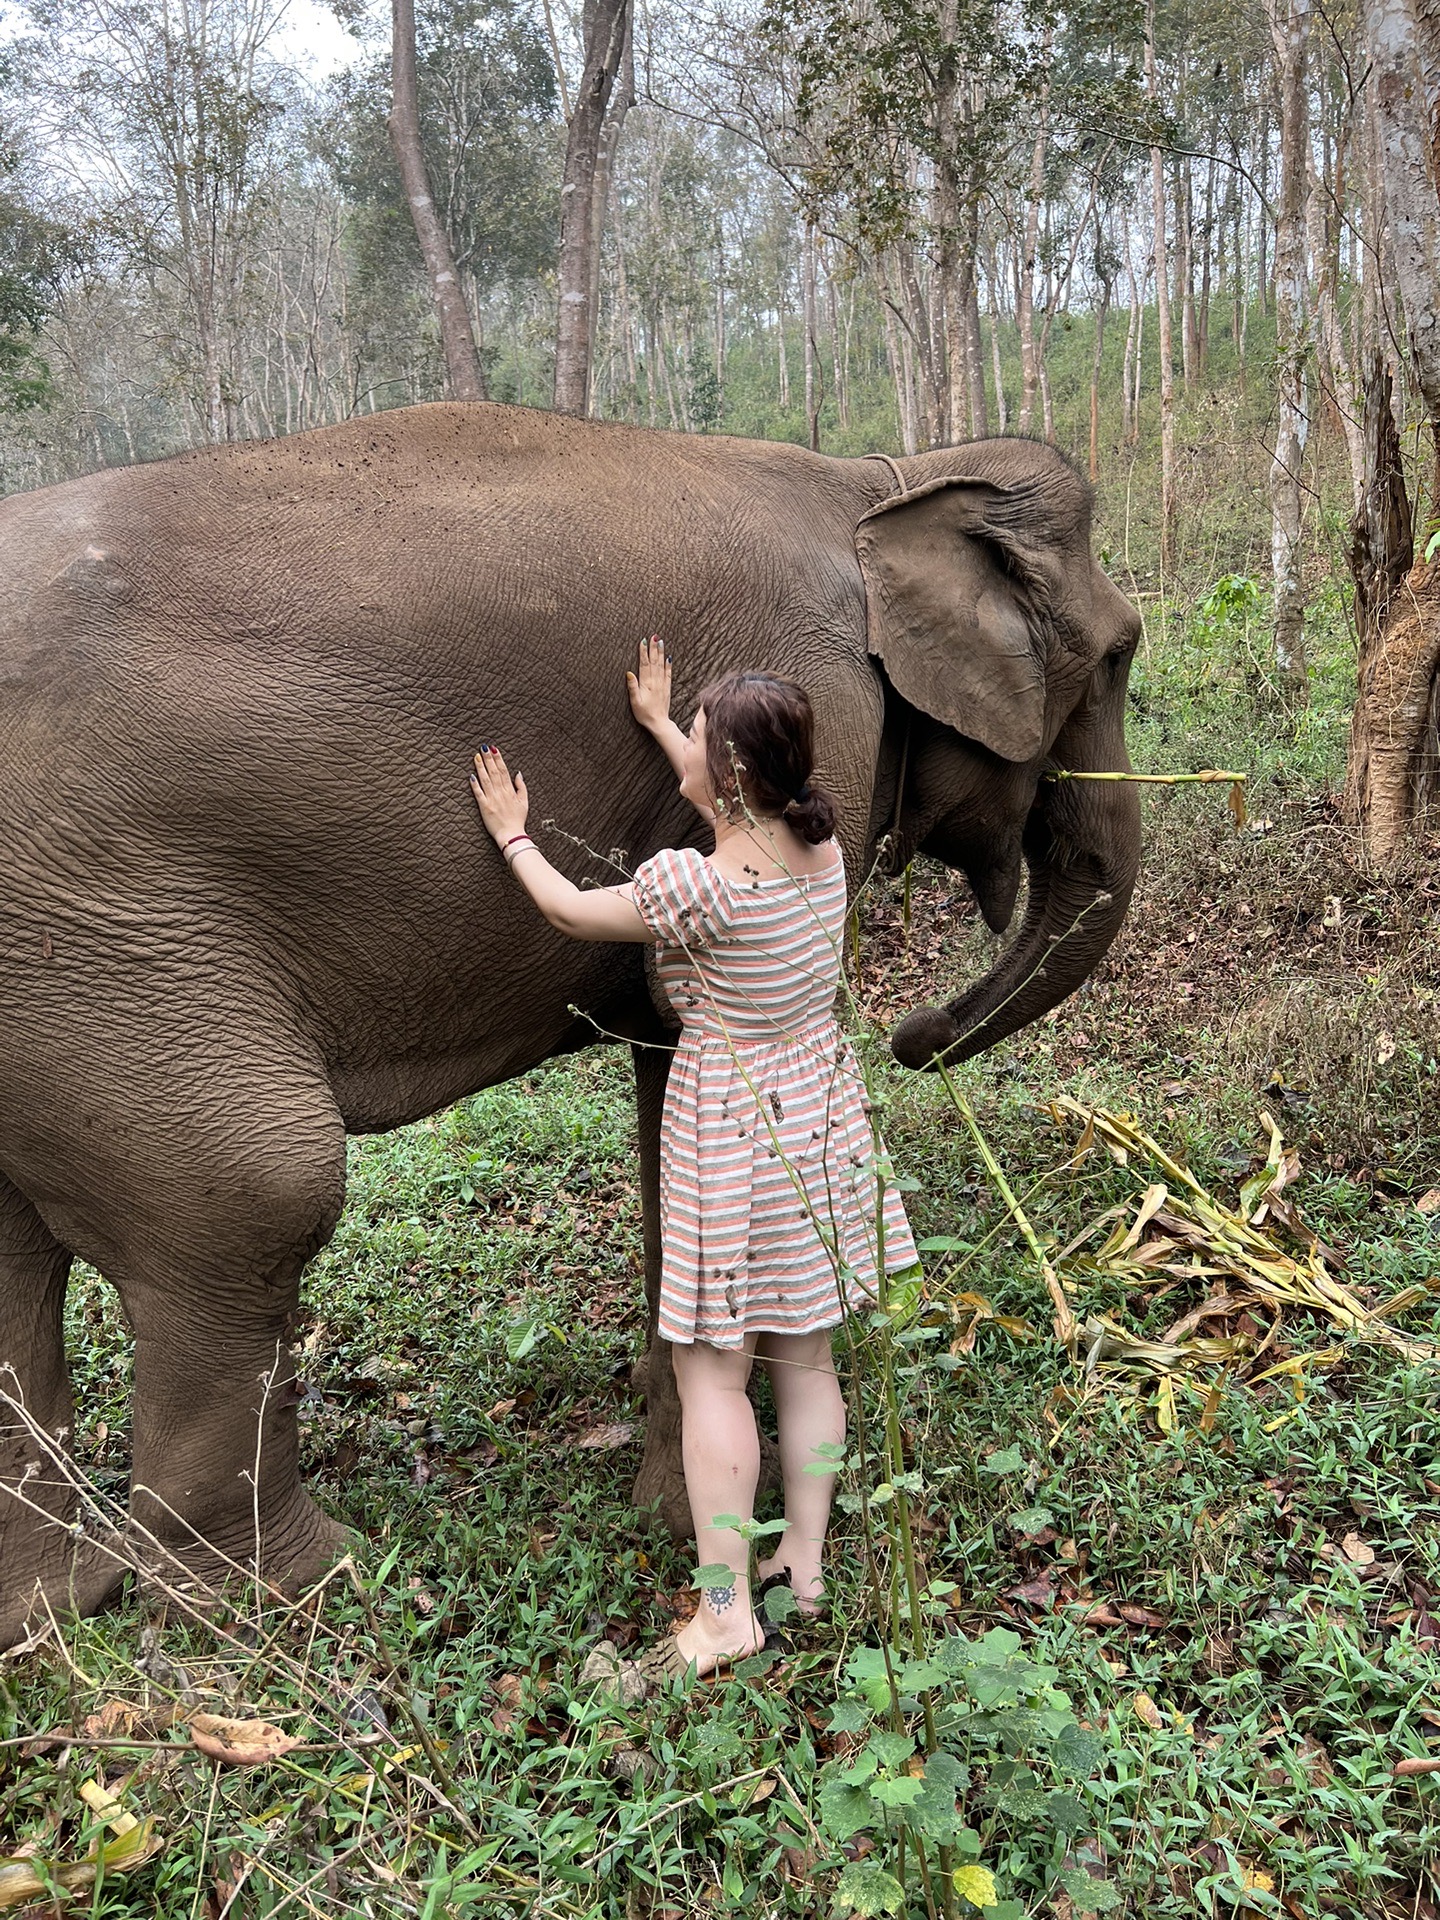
(726, 1775, 776, 1809)
(1083, 1602, 1125, 1628)
(80, 1700, 159, 1742)
(0, 1796, 163, 1909)
(1133, 1693, 1165, 1731)
(187, 1714, 299, 1767)
(1340, 1531, 1376, 1568)
(573, 1421, 637, 1450)
(1394, 1756, 1440, 1777)
(1117, 1603, 1169, 1629)
(1376, 1031, 1397, 1065)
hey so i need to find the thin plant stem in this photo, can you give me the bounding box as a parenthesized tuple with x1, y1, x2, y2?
(936, 1065, 1078, 1349)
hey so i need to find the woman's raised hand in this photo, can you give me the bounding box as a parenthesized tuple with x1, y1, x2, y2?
(626, 634, 672, 732)
(470, 744, 529, 844)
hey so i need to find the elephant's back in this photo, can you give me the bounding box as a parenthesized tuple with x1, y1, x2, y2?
(0, 404, 879, 1058)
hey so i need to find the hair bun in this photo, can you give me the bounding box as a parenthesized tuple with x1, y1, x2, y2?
(785, 784, 838, 844)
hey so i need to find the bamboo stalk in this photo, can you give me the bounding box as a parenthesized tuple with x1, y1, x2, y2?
(1046, 768, 1245, 785)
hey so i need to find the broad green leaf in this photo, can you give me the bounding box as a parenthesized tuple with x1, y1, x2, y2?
(1053, 1723, 1105, 1776)
(952, 1863, 999, 1909)
(896, 1656, 949, 1693)
(817, 1776, 877, 1842)
(976, 1626, 1024, 1660)
(731, 1649, 779, 1680)
(869, 1774, 924, 1807)
(989, 1785, 1050, 1820)
(916, 1235, 970, 1252)
(826, 1701, 870, 1734)
(762, 1582, 798, 1625)
(845, 1647, 897, 1711)
(980, 1446, 1025, 1475)
(836, 1862, 906, 1915)
(910, 1750, 970, 1842)
(505, 1320, 541, 1361)
(866, 1730, 915, 1770)
(693, 1563, 736, 1590)
(1010, 1505, 1055, 1535)
(837, 1747, 880, 1787)
(1058, 1866, 1121, 1911)
(1046, 1789, 1089, 1835)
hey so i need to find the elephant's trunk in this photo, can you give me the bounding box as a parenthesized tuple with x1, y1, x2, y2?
(890, 676, 1140, 1070)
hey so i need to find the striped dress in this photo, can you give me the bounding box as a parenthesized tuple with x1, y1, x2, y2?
(630, 843, 919, 1348)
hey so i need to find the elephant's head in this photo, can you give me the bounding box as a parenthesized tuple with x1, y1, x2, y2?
(854, 446, 1142, 1069)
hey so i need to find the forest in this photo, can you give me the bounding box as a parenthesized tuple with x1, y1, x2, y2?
(2, 0, 1440, 1915)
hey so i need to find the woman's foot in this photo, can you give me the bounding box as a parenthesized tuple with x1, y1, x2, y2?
(671, 1580, 765, 1676)
(756, 1553, 825, 1616)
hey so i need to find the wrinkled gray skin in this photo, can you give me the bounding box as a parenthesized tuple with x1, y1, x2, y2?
(0, 404, 1141, 1647)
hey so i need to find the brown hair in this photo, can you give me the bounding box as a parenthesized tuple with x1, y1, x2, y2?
(696, 670, 838, 845)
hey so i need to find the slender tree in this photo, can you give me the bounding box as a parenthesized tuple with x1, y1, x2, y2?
(389, 0, 485, 400)
(1269, 0, 1311, 701)
(554, 0, 630, 415)
(1146, 0, 1177, 569)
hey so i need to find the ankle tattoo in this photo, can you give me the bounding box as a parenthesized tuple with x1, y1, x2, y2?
(708, 1582, 736, 1614)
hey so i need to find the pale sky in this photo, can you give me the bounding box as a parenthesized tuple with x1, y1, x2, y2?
(273, 0, 366, 77)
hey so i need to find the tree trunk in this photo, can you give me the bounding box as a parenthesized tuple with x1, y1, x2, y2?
(1122, 208, 1141, 446)
(1269, 0, 1312, 702)
(1198, 150, 1216, 374)
(1309, 123, 1366, 508)
(1177, 159, 1199, 386)
(389, 0, 485, 402)
(988, 286, 1008, 432)
(776, 271, 790, 410)
(1146, 1, 1176, 569)
(957, 83, 988, 436)
(1346, 356, 1434, 858)
(803, 221, 822, 451)
(1090, 276, 1112, 481)
(554, 0, 630, 416)
(827, 262, 848, 429)
(584, 7, 634, 416)
(1367, 0, 1440, 500)
(1016, 66, 1049, 435)
(879, 259, 919, 453)
(898, 242, 942, 445)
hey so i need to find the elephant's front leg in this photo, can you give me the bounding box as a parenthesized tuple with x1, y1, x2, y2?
(0, 1173, 120, 1648)
(629, 1039, 692, 1537)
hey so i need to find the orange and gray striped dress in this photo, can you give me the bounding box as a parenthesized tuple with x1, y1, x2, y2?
(630, 843, 919, 1349)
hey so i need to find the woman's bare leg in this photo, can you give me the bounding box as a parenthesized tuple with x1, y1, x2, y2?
(754, 1328, 845, 1610)
(670, 1336, 765, 1670)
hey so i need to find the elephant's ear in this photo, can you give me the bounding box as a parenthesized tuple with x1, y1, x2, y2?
(855, 476, 1046, 764)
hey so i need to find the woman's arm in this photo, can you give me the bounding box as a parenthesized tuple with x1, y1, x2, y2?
(470, 747, 653, 943)
(627, 636, 716, 825)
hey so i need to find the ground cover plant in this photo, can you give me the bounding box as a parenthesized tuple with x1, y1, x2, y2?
(3, 591, 1440, 1917)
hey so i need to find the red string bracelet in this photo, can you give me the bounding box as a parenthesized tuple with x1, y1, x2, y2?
(501, 833, 532, 851)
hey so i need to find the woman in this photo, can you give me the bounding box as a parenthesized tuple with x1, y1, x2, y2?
(470, 639, 917, 1676)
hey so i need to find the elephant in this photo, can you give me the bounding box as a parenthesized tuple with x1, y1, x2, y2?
(0, 402, 1141, 1648)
